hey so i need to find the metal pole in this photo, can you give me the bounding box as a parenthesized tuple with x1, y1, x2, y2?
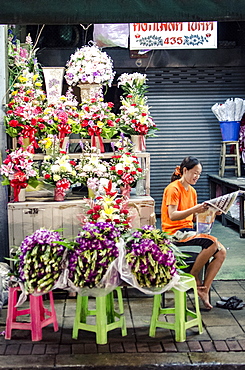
(0, 25, 10, 261)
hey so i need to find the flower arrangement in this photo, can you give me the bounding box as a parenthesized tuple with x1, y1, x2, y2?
(108, 150, 144, 188)
(124, 226, 179, 288)
(82, 180, 132, 233)
(40, 153, 78, 199)
(67, 222, 120, 289)
(42, 94, 80, 148)
(5, 29, 47, 148)
(75, 147, 109, 188)
(77, 97, 118, 152)
(0, 148, 39, 201)
(64, 43, 115, 88)
(5, 71, 46, 149)
(17, 228, 66, 294)
(117, 72, 157, 137)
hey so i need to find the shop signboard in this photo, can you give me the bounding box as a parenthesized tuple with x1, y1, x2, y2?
(130, 21, 217, 50)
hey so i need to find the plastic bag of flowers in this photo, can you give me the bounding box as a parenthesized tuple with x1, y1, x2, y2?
(66, 222, 122, 297)
(118, 225, 186, 295)
(15, 228, 67, 304)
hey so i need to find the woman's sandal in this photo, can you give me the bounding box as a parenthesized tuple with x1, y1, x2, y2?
(220, 296, 243, 304)
(216, 296, 244, 310)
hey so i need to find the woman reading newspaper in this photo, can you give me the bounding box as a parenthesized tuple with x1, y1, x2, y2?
(161, 156, 226, 310)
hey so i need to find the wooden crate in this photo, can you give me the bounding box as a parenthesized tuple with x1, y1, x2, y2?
(7, 196, 155, 249)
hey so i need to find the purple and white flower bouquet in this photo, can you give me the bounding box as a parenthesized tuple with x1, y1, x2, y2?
(64, 43, 115, 88)
(67, 222, 121, 296)
(17, 228, 66, 295)
(118, 225, 182, 294)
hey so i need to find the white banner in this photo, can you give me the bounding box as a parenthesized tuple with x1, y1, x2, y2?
(130, 21, 217, 50)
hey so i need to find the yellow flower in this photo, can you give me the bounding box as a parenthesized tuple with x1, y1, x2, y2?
(53, 174, 61, 182)
(39, 137, 52, 149)
(11, 91, 18, 96)
(26, 90, 31, 94)
(97, 121, 104, 128)
(67, 118, 76, 124)
(18, 76, 27, 83)
(44, 108, 52, 114)
(35, 82, 42, 87)
(32, 74, 39, 82)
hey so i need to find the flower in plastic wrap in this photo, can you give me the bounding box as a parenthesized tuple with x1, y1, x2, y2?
(124, 226, 180, 288)
(67, 222, 120, 289)
(18, 228, 66, 294)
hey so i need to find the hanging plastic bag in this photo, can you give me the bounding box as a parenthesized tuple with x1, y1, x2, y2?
(93, 24, 129, 48)
(196, 207, 217, 235)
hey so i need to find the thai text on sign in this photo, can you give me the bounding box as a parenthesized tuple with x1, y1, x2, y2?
(130, 22, 217, 50)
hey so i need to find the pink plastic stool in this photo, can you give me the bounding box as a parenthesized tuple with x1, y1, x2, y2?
(5, 287, 58, 341)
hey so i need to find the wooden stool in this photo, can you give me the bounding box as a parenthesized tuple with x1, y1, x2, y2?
(149, 273, 203, 342)
(219, 141, 241, 177)
(72, 287, 127, 344)
(5, 287, 58, 341)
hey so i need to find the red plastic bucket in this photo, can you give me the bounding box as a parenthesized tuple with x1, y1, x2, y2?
(219, 121, 241, 141)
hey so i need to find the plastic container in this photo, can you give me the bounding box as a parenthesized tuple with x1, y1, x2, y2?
(219, 121, 241, 141)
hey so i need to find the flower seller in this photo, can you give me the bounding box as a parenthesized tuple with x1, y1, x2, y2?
(161, 156, 226, 310)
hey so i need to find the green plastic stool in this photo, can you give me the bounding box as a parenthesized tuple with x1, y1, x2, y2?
(149, 273, 203, 342)
(72, 287, 127, 344)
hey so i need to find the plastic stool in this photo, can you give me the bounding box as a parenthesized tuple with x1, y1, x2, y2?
(5, 287, 58, 341)
(219, 141, 241, 177)
(72, 287, 127, 344)
(149, 273, 203, 342)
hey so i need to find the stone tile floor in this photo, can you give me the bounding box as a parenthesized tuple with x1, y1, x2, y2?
(0, 219, 245, 368)
(1, 281, 245, 356)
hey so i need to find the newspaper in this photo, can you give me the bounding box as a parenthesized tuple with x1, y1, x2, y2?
(196, 190, 244, 235)
(205, 190, 242, 214)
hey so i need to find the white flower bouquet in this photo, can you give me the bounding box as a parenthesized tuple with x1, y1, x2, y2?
(64, 44, 115, 87)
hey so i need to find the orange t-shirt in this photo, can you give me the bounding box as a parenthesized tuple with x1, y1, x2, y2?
(161, 180, 197, 235)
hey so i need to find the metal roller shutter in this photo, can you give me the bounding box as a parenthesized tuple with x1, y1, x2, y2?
(145, 66, 245, 215)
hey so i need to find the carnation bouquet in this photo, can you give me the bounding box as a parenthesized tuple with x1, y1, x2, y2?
(67, 222, 121, 295)
(119, 225, 182, 294)
(64, 43, 115, 88)
(117, 72, 157, 137)
(0, 148, 39, 202)
(17, 228, 66, 294)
